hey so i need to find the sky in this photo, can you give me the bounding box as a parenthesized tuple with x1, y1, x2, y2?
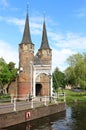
(0, 0, 86, 72)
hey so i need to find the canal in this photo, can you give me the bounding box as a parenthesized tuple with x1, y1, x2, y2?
(4, 103, 86, 130)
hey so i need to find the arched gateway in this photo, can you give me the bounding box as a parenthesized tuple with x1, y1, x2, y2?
(18, 11, 53, 98)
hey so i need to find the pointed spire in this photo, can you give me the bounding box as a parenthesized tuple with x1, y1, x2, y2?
(40, 18, 50, 49)
(21, 11, 32, 44)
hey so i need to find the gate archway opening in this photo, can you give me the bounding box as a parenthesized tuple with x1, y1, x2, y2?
(36, 83, 42, 96)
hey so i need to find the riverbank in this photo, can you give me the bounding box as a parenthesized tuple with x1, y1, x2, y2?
(58, 89, 86, 103)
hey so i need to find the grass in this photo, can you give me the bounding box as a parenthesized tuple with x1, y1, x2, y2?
(0, 94, 11, 103)
(58, 89, 86, 104)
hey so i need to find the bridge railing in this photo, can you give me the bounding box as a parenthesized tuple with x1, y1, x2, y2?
(0, 93, 66, 114)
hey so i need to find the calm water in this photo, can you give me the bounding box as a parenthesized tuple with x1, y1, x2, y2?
(4, 103, 86, 130)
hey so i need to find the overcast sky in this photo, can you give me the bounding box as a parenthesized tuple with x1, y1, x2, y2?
(0, 0, 86, 72)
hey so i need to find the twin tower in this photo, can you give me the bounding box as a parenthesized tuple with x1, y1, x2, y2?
(18, 12, 52, 98)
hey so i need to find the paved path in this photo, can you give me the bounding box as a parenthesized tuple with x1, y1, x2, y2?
(0, 97, 50, 114)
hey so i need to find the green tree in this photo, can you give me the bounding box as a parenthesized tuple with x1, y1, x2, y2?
(65, 53, 86, 89)
(52, 67, 65, 92)
(0, 58, 10, 89)
(65, 66, 76, 86)
(0, 58, 17, 93)
(7, 62, 17, 81)
(67, 53, 83, 67)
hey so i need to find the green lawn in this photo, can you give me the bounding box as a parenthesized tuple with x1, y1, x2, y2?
(58, 89, 86, 104)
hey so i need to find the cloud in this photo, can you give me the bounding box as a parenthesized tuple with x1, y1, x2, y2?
(0, 40, 18, 67)
(0, 14, 57, 36)
(74, 8, 86, 18)
(52, 48, 75, 72)
(0, 15, 42, 35)
(0, 16, 24, 27)
(0, 0, 9, 8)
(50, 31, 86, 71)
(49, 32, 86, 51)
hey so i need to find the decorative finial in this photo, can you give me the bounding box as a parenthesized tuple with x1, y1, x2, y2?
(27, 1, 29, 13)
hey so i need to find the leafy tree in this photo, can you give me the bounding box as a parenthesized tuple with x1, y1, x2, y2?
(0, 58, 17, 93)
(65, 53, 86, 89)
(52, 67, 65, 92)
(65, 66, 76, 86)
(67, 53, 83, 67)
(7, 62, 17, 81)
(0, 58, 10, 87)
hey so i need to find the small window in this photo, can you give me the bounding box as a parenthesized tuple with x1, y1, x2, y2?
(30, 44, 32, 49)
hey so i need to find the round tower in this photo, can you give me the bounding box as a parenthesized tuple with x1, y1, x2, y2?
(18, 13, 34, 98)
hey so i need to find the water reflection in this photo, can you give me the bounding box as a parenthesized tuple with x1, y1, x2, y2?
(26, 122, 31, 130)
(53, 104, 86, 130)
(4, 104, 86, 130)
(52, 107, 75, 130)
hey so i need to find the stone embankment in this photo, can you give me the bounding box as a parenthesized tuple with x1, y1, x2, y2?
(0, 102, 66, 129)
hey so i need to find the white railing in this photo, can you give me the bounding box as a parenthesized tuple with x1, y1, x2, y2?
(57, 92, 66, 102)
(0, 93, 66, 114)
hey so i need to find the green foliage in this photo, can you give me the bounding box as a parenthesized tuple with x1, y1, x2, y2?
(0, 58, 17, 90)
(65, 66, 76, 85)
(63, 89, 86, 103)
(0, 94, 11, 100)
(52, 67, 65, 91)
(65, 53, 86, 89)
(0, 58, 10, 86)
(7, 62, 18, 81)
(53, 52, 86, 91)
(0, 94, 11, 102)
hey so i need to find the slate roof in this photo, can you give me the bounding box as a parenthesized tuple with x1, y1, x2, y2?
(21, 13, 32, 44)
(40, 20, 51, 50)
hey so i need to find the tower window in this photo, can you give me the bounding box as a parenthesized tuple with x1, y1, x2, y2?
(30, 44, 32, 49)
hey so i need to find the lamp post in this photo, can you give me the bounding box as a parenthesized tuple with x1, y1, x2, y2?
(49, 74, 51, 103)
(30, 61, 33, 96)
